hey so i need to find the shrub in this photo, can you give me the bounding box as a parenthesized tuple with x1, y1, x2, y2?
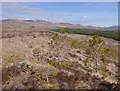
(101, 71, 108, 78)
(100, 65, 108, 78)
(32, 48, 41, 54)
(49, 60, 58, 67)
(61, 61, 70, 69)
(70, 39, 81, 48)
(19, 61, 31, 72)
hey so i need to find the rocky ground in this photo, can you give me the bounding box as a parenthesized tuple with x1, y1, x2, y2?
(1, 30, 120, 90)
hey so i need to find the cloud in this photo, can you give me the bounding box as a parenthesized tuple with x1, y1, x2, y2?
(2, 2, 48, 19)
(50, 14, 88, 19)
(65, 18, 112, 26)
(81, 18, 111, 23)
(83, 16, 88, 18)
(77, 18, 113, 27)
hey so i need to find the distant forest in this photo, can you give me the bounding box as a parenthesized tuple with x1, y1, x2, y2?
(52, 28, 120, 41)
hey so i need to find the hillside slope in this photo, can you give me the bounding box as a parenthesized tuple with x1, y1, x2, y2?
(2, 29, 120, 89)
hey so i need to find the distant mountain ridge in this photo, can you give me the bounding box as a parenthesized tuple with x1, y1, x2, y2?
(2, 19, 118, 31)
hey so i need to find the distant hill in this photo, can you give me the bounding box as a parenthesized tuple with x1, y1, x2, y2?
(2, 19, 56, 31)
(2, 19, 118, 31)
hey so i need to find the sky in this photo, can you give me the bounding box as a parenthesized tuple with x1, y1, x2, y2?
(1, 0, 120, 2)
(2, 2, 118, 27)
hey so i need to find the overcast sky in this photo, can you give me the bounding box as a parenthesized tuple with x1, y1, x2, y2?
(2, 2, 118, 27)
